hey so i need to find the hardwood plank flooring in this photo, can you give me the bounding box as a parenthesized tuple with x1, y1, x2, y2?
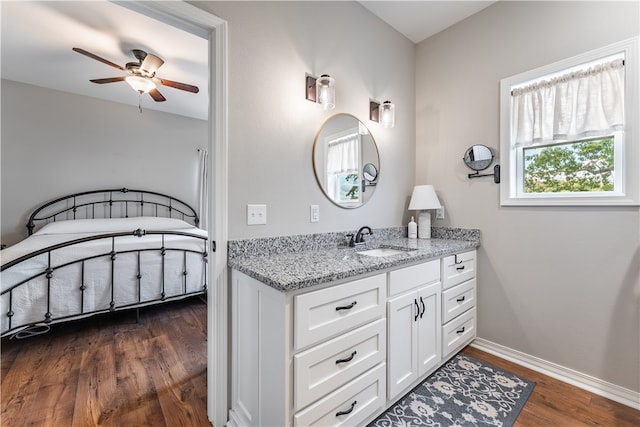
(1, 297, 210, 427)
(3, 298, 639, 426)
(463, 346, 640, 427)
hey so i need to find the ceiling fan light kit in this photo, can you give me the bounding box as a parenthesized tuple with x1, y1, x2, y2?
(72, 47, 199, 104)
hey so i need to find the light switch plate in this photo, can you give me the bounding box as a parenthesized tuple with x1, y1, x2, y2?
(436, 206, 445, 220)
(310, 205, 319, 222)
(247, 204, 267, 225)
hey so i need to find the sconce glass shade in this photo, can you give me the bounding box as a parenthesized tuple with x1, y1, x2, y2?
(408, 185, 441, 239)
(316, 74, 335, 110)
(380, 100, 395, 128)
(125, 75, 156, 94)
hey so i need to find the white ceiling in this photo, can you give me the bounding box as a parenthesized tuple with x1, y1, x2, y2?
(1, 1, 209, 120)
(360, 1, 497, 44)
(1, 1, 495, 120)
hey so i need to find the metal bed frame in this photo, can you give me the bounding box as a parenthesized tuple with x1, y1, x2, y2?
(1, 188, 208, 338)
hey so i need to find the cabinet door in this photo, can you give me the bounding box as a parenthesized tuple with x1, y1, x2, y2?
(387, 291, 418, 399)
(417, 282, 441, 377)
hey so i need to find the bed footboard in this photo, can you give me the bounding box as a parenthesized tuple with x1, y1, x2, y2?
(1, 230, 208, 338)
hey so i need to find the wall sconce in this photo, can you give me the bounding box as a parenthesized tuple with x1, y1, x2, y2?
(305, 74, 335, 110)
(370, 100, 395, 128)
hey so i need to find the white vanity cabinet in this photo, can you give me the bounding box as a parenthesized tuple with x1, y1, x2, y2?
(387, 260, 442, 400)
(229, 248, 478, 427)
(229, 271, 387, 427)
(441, 250, 477, 359)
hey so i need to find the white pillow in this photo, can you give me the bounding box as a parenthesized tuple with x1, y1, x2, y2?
(34, 217, 195, 235)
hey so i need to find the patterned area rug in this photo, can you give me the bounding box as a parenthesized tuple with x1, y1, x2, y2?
(368, 353, 535, 427)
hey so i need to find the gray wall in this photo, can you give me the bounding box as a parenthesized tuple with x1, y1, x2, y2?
(1, 79, 207, 245)
(195, 1, 416, 240)
(415, 1, 639, 392)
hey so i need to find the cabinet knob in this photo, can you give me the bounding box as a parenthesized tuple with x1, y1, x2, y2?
(336, 400, 357, 417)
(335, 350, 357, 365)
(335, 301, 357, 311)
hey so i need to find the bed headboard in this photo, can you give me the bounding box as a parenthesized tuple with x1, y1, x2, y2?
(27, 187, 199, 235)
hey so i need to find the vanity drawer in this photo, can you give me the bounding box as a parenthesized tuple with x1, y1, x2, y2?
(294, 363, 386, 427)
(442, 250, 476, 290)
(388, 260, 440, 297)
(442, 278, 476, 324)
(295, 274, 386, 350)
(294, 318, 386, 410)
(442, 307, 476, 359)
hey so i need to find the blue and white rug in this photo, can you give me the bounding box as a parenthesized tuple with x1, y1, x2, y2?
(368, 353, 535, 427)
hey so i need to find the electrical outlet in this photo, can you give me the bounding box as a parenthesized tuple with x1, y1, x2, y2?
(310, 205, 320, 222)
(247, 204, 267, 225)
(436, 206, 445, 220)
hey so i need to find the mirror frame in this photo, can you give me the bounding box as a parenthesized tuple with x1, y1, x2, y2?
(463, 144, 494, 171)
(312, 113, 380, 209)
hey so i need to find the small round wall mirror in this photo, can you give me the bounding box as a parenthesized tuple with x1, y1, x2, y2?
(463, 144, 494, 171)
(313, 114, 380, 208)
(363, 163, 378, 182)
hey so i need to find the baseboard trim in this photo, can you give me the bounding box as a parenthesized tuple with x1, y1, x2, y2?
(471, 338, 640, 410)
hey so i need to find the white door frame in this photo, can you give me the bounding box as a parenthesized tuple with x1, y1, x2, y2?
(116, 2, 228, 425)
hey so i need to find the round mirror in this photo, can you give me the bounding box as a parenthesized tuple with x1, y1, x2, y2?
(463, 144, 494, 171)
(313, 114, 380, 208)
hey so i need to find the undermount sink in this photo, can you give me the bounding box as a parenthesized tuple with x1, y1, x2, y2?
(358, 247, 413, 257)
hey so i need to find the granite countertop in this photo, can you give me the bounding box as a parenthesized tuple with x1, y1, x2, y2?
(228, 236, 479, 292)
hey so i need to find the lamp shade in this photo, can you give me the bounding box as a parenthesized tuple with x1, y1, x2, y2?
(316, 74, 335, 110)
(408, 185, 441, 210)
(126, 75, 156, 94)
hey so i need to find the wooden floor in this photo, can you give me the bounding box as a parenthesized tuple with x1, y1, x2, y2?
(1, 297, 210, 427)
(2, 299, 639, 426)
(462, 346, 640, 427)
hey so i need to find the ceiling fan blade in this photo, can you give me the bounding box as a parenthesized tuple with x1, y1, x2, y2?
(140, 53, 164, 75)
(73, 47, 124, 71)
(158, 78, 199, 93)
(149, 88, 166, 102)
(89, 77, 126, 84)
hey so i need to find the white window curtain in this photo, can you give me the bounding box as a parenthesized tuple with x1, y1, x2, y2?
(326, 133, 359, 175)
(196, 149, 208, 230)
(326, 132, 360, 201)
(511, 58, 625, 147)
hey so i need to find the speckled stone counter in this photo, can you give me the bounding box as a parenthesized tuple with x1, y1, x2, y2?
(228, 227, 480, 292)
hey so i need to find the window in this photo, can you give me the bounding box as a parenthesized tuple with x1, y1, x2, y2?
(500, 37, 638, 206)
(325, 128, 361, 205)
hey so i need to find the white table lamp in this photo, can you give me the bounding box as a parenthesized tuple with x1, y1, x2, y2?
(408, 185, 441, 239)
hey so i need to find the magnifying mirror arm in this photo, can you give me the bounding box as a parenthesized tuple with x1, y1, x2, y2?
(361, 179, 378, 193)
(467, 165, 501, 183)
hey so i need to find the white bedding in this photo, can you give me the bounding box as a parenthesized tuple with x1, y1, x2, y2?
(0, 217, 208, 336)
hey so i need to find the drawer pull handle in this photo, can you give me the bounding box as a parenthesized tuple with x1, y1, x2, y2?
(336, 351, 357, 364)
(336, 400, 357, 417)
(456, 266, 465, 271)
(414, 299, 420, 321)
(456, 296, 466, 303)
(419, 296, 426, 319)
(456, 326, 466, 335)
(336, 301, 357, 311)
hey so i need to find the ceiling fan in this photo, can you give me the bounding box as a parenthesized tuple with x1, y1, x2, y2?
(72, 47, 199, 102)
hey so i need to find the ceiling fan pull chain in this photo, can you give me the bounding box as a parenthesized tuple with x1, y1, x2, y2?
(138, 93, 143, 114)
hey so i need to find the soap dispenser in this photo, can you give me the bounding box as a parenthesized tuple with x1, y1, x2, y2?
(408, 216, 417, 239)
